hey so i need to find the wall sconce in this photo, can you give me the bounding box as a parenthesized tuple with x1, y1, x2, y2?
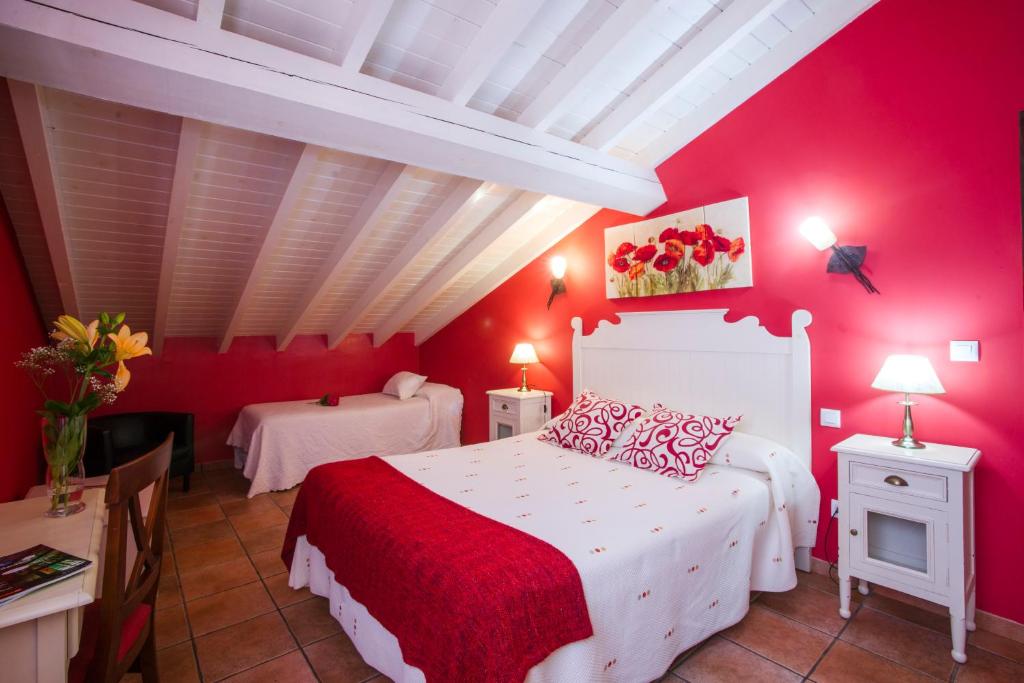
(799, 217, 879, 294)
(547, 256, 567, 309)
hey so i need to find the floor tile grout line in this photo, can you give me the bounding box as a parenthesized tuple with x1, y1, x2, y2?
(165, 475, 207, 681)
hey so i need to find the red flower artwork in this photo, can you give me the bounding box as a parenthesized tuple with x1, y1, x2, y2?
(610, 256, 630, 273)
(615, 241, 637, 257)
(634, 244, 657, 262)
(712, 234, 732, 252)
(692, 239, 715, 266)
(695, 224, 715, 241)
(678, 230, 698, 245)
(663, 238, 685, 258)
(728, 237, 745, 263)
(658, 227, 680, 243)
(653, 253, 679, 272)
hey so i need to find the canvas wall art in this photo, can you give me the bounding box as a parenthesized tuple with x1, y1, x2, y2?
(605, 196, 752, 299)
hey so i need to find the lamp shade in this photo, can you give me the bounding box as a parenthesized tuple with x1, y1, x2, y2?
(871, 354, 945, 395)
(509, 343, 539, 365)
(799, 216, 838, 251)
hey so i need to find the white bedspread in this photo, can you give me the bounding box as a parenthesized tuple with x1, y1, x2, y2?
(287, 431, 819, 683)
(228, 382, 462, 497)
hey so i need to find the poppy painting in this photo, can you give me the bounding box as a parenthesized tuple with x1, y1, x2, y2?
(604, 197, 753, 299)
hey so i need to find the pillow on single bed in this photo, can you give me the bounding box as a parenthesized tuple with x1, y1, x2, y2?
(609, 406, 739, 482)
(537, 390, 646, 457)
(383, 371, 428, 400)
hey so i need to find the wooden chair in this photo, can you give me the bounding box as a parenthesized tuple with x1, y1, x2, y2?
(69, 434, 172, 683)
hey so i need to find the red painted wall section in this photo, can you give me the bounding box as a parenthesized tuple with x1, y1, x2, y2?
(422, 0, 1024, 622)
(98, 333, 419, 465)
(0, 205, 46, 502)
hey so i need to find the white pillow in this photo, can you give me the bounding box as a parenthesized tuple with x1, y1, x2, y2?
(383, 371, 428, 400)
(712, 431, 792, 474)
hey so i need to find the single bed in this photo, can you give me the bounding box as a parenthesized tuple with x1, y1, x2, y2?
(228, 382, 463, 497)
(284, 309, 820, 682)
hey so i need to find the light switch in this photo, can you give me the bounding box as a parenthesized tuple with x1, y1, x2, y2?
(950, 341, 979, 362)
(820, 408, 841, 428)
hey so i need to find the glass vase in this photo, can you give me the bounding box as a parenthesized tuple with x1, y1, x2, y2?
(42, 414, 88, 517)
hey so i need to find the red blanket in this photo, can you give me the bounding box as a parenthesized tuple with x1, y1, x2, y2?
(282, 456, 592, 683)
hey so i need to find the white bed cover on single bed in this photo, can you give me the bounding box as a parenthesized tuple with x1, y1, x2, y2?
(228, 382, 462, 497)
(287, 431, 819, 683)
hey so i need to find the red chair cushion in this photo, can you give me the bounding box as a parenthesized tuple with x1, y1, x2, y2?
(68, 600, 153, 683)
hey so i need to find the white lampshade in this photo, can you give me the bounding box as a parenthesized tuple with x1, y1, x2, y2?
(509, 343, 539, 365)
(550, 255, 567, 279)
(871, 354, 945, 395)
(799, 216, 838, 251)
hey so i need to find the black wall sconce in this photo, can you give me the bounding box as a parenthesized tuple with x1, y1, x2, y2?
(547, 256, 567, 308)
(799, 217, 879, 294)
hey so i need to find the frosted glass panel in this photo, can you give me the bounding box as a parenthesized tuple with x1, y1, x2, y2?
(496, 423, 514, 440)
(867, 511, 928, 573)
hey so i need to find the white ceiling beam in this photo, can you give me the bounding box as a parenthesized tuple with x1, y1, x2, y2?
(437, 0, 546, 106)
(518, 0, 668, 130)
(152, 118, 203, 356)
(644, 0, 879, 165)
(195, 0, 225, 26)
(414, 202, 601, 344)
(583, 0, 786, 151)
(326, 177, 484, 349)
(276, 163, 414, 351)
(7, 79, 78, 319)
(0, 0, 664, 215)
(218, 145, 321, 354)
(335, 0, 394, 72)
(372, 191, 544, 347)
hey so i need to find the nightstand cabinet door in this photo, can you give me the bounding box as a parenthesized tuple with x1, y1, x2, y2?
(486, 389, 552, 441)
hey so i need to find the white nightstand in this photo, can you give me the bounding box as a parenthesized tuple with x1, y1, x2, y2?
(486, 388, 552, 441)
(832, 434, 981, 663)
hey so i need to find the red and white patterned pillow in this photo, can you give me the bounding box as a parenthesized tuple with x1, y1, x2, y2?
(609, 407, 740, 481)
(537, 391, 646, 457)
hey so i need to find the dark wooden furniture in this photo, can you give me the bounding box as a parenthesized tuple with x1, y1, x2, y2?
(68, 435, 172, 683)
(86, 412, 195, 491)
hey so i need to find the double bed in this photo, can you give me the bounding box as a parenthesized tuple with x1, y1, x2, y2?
(283, 309, 820, 682)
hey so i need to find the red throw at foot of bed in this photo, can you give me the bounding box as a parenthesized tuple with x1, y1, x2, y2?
(282, 456, 593, 683)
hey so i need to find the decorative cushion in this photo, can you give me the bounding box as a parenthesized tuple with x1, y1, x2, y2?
(537, 391, 646, 456)
(382, 371, 428, 400)
(609, 407, 739, 481)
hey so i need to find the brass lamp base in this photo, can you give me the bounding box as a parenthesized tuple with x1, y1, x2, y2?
(517, 365, 530, 392)
(892, 435, 925, 449)
(892, 394, 925, 449)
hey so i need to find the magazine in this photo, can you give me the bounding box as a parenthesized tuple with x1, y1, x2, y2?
(0, 544, 92, 607)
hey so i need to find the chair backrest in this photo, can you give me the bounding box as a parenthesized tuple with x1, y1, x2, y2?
(92, 434, 172, 682)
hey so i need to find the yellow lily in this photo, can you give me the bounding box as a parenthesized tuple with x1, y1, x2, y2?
(114, 361, 131, 392)
(107, 325, 153, 361)
(52, 315, 100, 349)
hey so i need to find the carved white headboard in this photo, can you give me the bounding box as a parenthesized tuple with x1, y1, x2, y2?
(571, 309, 813, 468)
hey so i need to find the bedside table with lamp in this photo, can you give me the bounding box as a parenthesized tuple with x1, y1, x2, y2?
(833, 354, 980, 664)
(487, 343, 552, 441)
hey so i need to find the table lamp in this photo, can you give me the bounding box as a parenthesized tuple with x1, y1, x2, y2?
(871, 354, 945, 449)
(509, 343, 539, 392)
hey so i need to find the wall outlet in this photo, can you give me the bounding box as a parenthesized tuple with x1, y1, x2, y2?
(950, 340, 979, 362)
(831, 499, 840, 517)
(820, 408, 841, 428)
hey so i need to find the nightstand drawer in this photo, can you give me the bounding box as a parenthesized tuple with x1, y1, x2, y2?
(849, 461, 947, 502)
(490, 396, 520, 417)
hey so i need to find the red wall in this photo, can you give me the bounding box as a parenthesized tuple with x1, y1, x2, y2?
(102, 333, 419, 464)
(422, 0, 1024, 623)
(0, 205, 46, 502)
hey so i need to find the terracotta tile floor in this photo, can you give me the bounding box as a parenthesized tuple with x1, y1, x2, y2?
(143, 467, 1023, 682)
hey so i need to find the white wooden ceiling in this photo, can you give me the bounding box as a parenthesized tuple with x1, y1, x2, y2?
(0, 0, 875, 352)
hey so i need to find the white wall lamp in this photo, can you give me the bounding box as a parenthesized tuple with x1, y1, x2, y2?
(547, 256, 567, 309)
(799, 217, 879, 294)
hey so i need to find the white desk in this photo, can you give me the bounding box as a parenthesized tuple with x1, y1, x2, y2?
(0, 489, 106, 682)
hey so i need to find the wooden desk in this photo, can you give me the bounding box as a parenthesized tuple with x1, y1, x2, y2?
(0, 489, 106, 682)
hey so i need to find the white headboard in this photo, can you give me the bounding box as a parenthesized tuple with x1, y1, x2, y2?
(571, 309, 812, 468)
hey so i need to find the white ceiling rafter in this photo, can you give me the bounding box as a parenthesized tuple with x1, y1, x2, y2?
(0, 0, 664, 215)
(437, 0, 547, 106)
(152, 118, 203, 356)
(276, 162, 414, 351)
(195, 0, 225, 27)
(583, 0, 787, 151)
(6, 79, 78, 319)
(218, 145, 321, 354)
(517, 0, 668, 131)
(326, 177, 485, 350)
(414, 202, 602, 344)
(643, 0, 880, 165)
(335, 0, 395, 72)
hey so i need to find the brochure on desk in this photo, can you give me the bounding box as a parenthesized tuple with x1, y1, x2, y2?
(0, 544, 92, 607)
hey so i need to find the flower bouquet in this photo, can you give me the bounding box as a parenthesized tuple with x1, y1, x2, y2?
(16, 313, 151, 516)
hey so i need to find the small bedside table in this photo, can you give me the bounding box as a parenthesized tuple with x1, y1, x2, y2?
(486, 388, 552, 441)
(832, 434, 981, 663)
